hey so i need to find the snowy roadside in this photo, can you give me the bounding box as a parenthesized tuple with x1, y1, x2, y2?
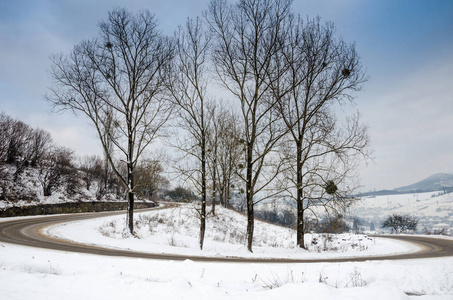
(1, 205, 452, 299)
(44, 204, 419, 260)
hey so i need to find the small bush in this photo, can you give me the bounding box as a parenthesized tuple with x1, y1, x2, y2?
(345, 268, 367, 288)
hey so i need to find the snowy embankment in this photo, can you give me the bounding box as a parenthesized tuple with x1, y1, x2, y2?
(1, 204, 452, 299)
(45, 204, 418, 259)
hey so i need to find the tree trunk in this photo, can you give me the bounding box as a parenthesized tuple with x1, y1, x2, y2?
(219, 184, 225, 208)
(296, 141, 305, 248)
(296, 202, 305, 249)
(225, 172, 231, 208)
(211, 153, 217, 216)
(246, 188, 254, 252)
(127, 189, 134, 234)
(246, 144, 254, 253)
(127, 162, 135, 235)
(200, 137, 207, 250)
(44, 185, 52, 197)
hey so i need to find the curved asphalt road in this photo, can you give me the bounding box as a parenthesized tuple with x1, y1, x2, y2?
(1, 209, 453, 263)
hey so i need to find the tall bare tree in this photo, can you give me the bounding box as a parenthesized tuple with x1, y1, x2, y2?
(272, 16, 370, 248)
(207, 105, 219, 216)
(206, 0, 292, 252)
(205, 104, 243, 209)
(47, 8, 175, 234)
(166, 17, 212, 249)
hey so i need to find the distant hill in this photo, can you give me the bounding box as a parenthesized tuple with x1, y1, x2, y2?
(361, 172, 453, 197)
(394, 173, 453, 193)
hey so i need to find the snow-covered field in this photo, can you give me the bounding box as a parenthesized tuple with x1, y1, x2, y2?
(1, 204, 453, 299)
(350, 191, 453, 233)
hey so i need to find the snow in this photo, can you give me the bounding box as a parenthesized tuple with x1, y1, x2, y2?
(349, 191, 453, 233)
(0, 204, 452, 299)
(1, 241, 452, 299)
(44, 204, 419, 259)
(0, 164, 129, 210)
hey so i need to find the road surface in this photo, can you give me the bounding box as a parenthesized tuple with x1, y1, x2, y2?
(1, 209, 452, 263)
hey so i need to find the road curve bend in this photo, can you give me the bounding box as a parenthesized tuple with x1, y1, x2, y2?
(1, 210, 453, 263)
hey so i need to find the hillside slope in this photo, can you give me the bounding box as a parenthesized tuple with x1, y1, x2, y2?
(394, 173, 453, 192)
(350, 191, 453, 233)
(0, 164, 125, 210)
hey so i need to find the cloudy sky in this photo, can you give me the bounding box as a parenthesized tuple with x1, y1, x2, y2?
(1, 0, 452, 191)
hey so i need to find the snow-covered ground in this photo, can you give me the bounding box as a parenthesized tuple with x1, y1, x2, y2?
(1, 241, 452, 300)
(350, 191, 453, 233)
(45, 204, 418, 259)
(1, 205, 453, 299)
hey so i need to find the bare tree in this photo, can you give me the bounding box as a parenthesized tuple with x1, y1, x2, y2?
(166, 17, 212, 249)
(0, 113, 12, 198)
(5, 119, 31, 165)
(37, 147, 75, 197)
(207, 105, 219, 216)
(47, 8, 175, 234)
(0, 116, 50, 181)
(0, 113, 10, 164)
(134, 158, 169, 200)
(0, 114, 52, 169)
(78, 155, 104, 191)
(206, 103, 227, 216)
(27, 128, 53, 167)
(4, 119, 33, 181)
(382, 214, 418, 234)
(78, 153, 119, 201)
(206, 0, 292, 252)
(98, 107, 115, 199)
(272, 16, 370, 248)
(210, 104, 243, 209)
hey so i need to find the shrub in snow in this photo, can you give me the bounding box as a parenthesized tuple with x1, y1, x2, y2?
(345, 268, 367, 288)
(382, 214, 418, 234)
